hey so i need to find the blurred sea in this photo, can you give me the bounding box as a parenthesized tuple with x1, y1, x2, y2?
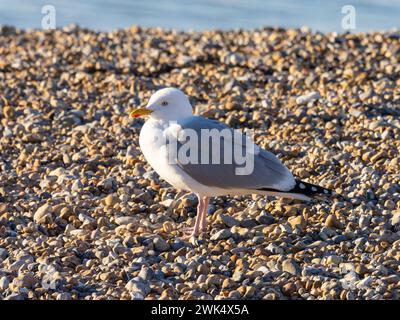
(0, 0, 399, 32)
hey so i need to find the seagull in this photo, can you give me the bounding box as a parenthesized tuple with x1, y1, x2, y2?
(130, 87, 335, 243)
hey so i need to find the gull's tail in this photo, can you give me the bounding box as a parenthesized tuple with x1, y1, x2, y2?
(289, 179, 334, 198)
(258, 179, 341, 201)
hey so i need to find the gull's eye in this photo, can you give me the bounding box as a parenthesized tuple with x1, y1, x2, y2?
(161, 101, 168, 106)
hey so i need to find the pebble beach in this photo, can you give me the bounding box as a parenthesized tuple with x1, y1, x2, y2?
(0, 25, 399, 300)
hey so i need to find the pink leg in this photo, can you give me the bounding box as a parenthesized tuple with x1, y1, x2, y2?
(180, 195, 204, 239)
(191, 196, 204, 237)
(200, 197, 209, 232)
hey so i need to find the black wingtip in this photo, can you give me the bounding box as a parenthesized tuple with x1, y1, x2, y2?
(256, 179, 346, 201)
(290, 179, 334, 198)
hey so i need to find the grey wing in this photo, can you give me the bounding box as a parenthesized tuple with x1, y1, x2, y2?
(173, 116, 295, 192)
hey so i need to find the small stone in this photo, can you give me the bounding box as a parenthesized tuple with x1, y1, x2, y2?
(181, 194, 198, 207)
(160, 199, 174, 207)
(359, 215, 371, 229)
(282, 259, 300, 276)
(296, 91, 320, 105)
(125, 279, 150, 296)
(162, 221, 173, 233)
(220, 213, 240, 227)
(0, 276, 10, 290)
(391, 210, 400, 225)
(349, 108, 362, 117)
(14, 273, 37, 288)
(9, 260, 26, 271)
(3, 106, 14, 119)
(115, 216, 136, 225)
(71, 179, 83, 191)
(256, 266, 270, 274)
(226, 52, 244, 65)
(384, 199, 396, 210)
(206, 274, 221, 286)
(123, 235, 134, 248)
(232, 271, 243, 282)
(240, 218, 258, 228)
(98, 178, 115, 191)
(160, 289, 173, 300)
(282, 282, 296, 296)
(326, 255, 344, 265)
(56, 292, 72, 300)
(228, 290, 241, 299)
(222, 278, 232, 289)
(256, 214, 275, 225)
(138, 266, 154, 281)
(382, 275, 399, 284)
(33, 204, 53, 224)
(59, 206, 72, 220)
(0, 248, 8, 260)
(143, 170, 158, 180)
(4, 293, 25, 300)
(333, 235, 347, 244)
(210, 229, 232, 241)
(105, 194, 119, 207)
(356, 276, 373, 289)
(288, 215, 306, 230)
(153, 236, 169, 252)
(355, 264, 368, 275)
(325, 214, 342, 229)
(346, 291, 356, 300)
(243, 286, 255, 298)
(359, 90, 372, 101)
(62, 153, 71, 165)
(266, 243, 284, 254)
(223, 79, 238, 94)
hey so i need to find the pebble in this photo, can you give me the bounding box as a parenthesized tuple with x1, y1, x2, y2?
(356, 276, 373, 289)
(153, 236, 170, 252)
(325, 214, 342, 229)
(105, 194, 119, 207)
(296, 91, 320, 105)
(288, 215, 306, 230)
(4, 293, 25, 300)
(256, 214, 275, 225)
(71, 179, 83, 191)
(0, 276, 10, 290)
(326, 255, 344, 265)
(138, 266, 154, 281)
(3, 106, 14, 119)
(219, 213, 240, 227)
(14, 273, 37, 288)
(56, 292, 72, 300)
(282, 282, 296, 296)
(240, 218, 258, 228)
(125, 278, 151, 297)
(232, 271, 243, 282)
(282, 259, 301, 276)
(391, 211, 400, 225)
(210, 229, 232, 241)
(0, 248, 8, 260)
(33, 204, 53, 224)
(115, 216, 136, 225)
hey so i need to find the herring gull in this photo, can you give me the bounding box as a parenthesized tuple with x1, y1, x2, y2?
(130, 87, 334, 243)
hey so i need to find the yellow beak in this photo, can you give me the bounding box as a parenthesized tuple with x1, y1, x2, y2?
(130, 108, 153, 118)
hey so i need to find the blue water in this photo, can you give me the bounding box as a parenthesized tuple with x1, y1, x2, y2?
(0, 0, 399, 32)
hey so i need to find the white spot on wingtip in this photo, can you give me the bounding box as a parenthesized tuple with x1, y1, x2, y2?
(311, 186, 317, 192)
(324, 189, 329, 194)
(299, 183, 306, 189)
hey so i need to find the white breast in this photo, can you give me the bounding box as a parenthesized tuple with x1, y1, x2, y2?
(139, 119, 214, 195)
